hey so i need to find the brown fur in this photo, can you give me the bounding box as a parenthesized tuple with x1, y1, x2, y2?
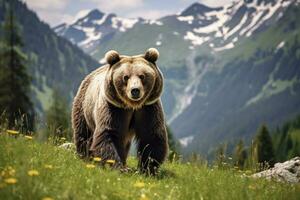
(72, 48, 168, 175)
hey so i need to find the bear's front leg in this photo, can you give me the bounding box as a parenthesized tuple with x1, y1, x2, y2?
(89, 128, 124, 168)
(89, 103, 133, 169)
(134, 101, 168, 175)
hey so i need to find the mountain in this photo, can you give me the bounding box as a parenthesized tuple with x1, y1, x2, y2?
(171, 0, 300, 156)
(0, 0, 99, 114)
(54, 9, 148, 54)
(56, 0, 300, 156)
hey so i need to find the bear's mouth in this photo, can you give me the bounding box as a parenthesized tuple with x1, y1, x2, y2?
(122, 91, 146, 110)
(129, 96, 142, 101)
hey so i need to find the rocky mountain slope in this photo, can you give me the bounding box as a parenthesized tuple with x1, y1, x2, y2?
(56, 0, 300, 156)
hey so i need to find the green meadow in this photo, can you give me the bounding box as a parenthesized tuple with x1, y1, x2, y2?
(0, 133, 299, 200)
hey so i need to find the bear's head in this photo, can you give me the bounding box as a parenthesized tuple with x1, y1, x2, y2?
(104, 48, 163, 109)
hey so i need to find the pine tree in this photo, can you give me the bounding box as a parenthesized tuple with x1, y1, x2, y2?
(233, 140, 248, 169)
(254, 125, 275, 168)
(45, 88, 71, 140)
(0, 5, 34, 131)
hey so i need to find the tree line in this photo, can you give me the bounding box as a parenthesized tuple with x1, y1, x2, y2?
(214, 115, 300, 171)
(0, 4, 71, 140)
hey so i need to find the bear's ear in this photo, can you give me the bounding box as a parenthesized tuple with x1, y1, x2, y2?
(105, 50, 120, 66)
(144, 48, 159, 63)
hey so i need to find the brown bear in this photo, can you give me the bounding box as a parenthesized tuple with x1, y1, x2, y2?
(72, 48, 168, 175)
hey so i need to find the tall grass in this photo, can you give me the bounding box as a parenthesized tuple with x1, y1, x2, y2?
(0, 132, 299, 200)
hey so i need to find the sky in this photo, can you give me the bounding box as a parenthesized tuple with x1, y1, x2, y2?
(23, 0, 233, 27)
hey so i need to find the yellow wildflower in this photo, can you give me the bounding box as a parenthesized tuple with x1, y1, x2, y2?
(42, 197, 54, 200)
(6, 130, 19, 135)
(24, 135, 33, 140)
(9, 168, 15, 176)
(44, 164, 53, 169)
(1, 166, 15, 177)
(134, 181, 145, 188)
(93, 157, 102, 162)
(28, 170, 39, 176)
(106, 160, 115, 164)
(86, 164, 96, 169)
(140, 193, 149, 200)
(4, 178, 17, 184)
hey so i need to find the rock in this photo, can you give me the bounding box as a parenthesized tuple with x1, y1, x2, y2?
(59, 142, 75, 151)
(252, 157, 300, 183)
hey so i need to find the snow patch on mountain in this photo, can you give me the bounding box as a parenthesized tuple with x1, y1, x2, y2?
(54, 0, 296, 61)
(194, 2, 234, 35)
(177, 15, 194, 24)
(112, 17, 139, 32)
(79, 32, 102, 47)
(246, 0, 282, 36)
(180, 0, 294, 48)
(240, 0, 292, 37)
(54, 9, 142, 51)
(93, 14, 108, 25)
(224, 13, 248, 40)
(214, 42, 235, 51)
(143, 19, 163, 26)
(184, 31, 209, 46)
(239, 10, 264, 36)
(70, 26, 102, 47)
(276, 41, 285, 51)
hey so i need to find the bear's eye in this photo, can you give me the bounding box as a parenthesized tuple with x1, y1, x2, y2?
(139, 75, 145, 80)
(123, 75, 129, 82)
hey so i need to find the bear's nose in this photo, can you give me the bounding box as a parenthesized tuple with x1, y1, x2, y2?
(131, 88, 140, 99)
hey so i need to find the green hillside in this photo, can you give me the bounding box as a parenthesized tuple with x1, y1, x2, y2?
(0, 0, 99, 113)
(171, 3, 300, 156)
(0, 133, 299, 200)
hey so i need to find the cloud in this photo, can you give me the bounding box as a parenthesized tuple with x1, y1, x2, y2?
(180, 0, 232, 7)
(24, 0, 234, 26)
(33, 10, 73, 26)
(25, 0, 70, 10)
(92, 0, 143, 12)
(72, 9, 91, 23)
(198, 0, 233, 7)
(29, 0, 146, 25)
(25, 0, 72, 26)
(127, 9, 173, 19)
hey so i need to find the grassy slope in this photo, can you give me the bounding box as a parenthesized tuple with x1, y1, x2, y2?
(0, 134, 299, 200)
